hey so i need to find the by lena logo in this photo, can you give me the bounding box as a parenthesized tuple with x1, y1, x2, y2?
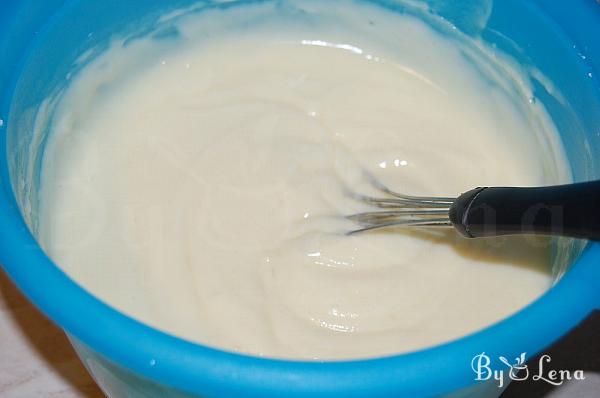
(471, 352, 585, 388)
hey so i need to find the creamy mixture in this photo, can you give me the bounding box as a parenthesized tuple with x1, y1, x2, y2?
(38, 1, 569, 359)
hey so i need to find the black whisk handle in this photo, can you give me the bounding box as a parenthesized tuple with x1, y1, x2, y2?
(449, 180, 600, 240)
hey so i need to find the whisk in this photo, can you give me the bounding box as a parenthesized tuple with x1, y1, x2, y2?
(347, 178, 600, 241)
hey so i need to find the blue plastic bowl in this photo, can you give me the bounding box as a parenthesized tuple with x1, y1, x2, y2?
(1, 1, 599, 397)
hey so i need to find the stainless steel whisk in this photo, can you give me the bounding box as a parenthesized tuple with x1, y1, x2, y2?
(348, 177, 600, 241)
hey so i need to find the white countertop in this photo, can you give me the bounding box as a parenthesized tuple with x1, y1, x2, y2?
(0, 269, 103, 397)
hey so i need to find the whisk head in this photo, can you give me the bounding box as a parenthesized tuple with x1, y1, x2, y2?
(347, 175, 456, 234)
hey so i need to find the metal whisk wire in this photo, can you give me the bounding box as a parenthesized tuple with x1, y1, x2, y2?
(347, 174, 456, 234)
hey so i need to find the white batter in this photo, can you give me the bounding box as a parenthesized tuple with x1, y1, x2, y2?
(38, 1, 569, 359)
